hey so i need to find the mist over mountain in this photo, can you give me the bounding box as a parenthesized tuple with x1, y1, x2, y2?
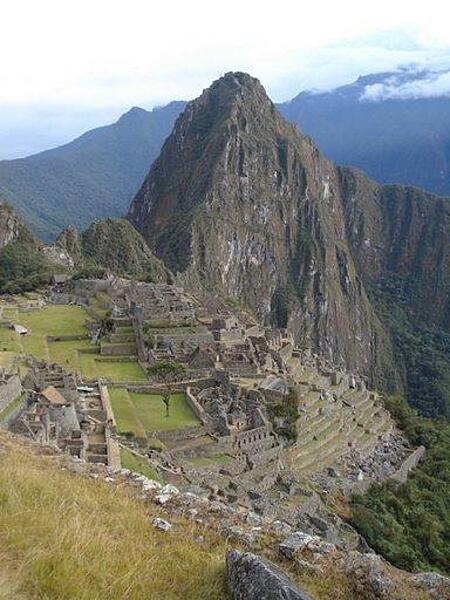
(278, 68, 450, 196)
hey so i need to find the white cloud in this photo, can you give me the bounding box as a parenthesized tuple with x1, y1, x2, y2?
(361, 70, 450, 101)
(1, 0, 450, 157)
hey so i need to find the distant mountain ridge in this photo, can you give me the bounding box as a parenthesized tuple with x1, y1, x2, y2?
(277, 68, 450, 196)
(1, 68, 450, 240)
(0, 101, 186, 239)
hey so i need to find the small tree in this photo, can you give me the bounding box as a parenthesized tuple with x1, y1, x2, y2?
(162, 387, 171, 418)
(147, 360, 187, 418)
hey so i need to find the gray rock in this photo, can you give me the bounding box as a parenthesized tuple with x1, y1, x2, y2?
(246, 511, 262, 526)
(413, 571, 450, 594)
(279, 532, 314, 558)
(271, 520, 293, 537)
(226, 550, 315, 599)
(152, 517, 172, 532)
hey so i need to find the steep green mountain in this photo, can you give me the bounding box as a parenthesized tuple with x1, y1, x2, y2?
(128, 72, 450, 418)
(0, 200, 54, 293)
(0, 201, 168, 292)
(0, 102, 185, 240)
(278, 69, 450, 196)
(58, 218, 169, 282)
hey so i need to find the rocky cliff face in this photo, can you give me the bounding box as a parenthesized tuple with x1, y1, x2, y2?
(0, 200, 29, 248)
(128, 73, 450, 407)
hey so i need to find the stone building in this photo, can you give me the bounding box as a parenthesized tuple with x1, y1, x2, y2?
(188, 375, 276, 455)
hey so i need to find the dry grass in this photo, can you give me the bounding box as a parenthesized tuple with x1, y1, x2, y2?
(0, 432, 432, 600)
(0, 433, 229, 600)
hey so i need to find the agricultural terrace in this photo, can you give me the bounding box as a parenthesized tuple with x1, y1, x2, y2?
(0, 303, 147, 383)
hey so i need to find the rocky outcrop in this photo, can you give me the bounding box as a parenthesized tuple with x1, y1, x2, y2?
(0, 200, 32, 248)
(128, 72, 450, 412)
(226, 550, 315, 600)
(57, 218, 170, 282)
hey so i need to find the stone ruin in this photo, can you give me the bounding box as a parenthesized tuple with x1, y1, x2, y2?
(127, 281, 195, 326)
(187, 372, 277, 456)
(10, 361, 120, 468)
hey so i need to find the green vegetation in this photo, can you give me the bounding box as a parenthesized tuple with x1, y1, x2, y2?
(119, 448, 160, 481)
(19, 305, 87, 337)
(0, 303, 146, 383)
(0, 242, 53, 294)
(351, 396, 450, 575)
(79, 219, 168, 282)
(268, 388, 298, 442)
(94, 360, 146, 383)
(108, 389, 146, 439)
(270, 286, 292, 329)
(131, 392, 199, 431)
(370, 274, 450, 419)
(48, 339, 93, 370)
(0, 102, 184, 240)
(0, 304, 88, 362)
(0, 324, 21, 352)
(187, 455, 234, 467)
(71, 265, 108, 280)
(146, 360, 187, 381)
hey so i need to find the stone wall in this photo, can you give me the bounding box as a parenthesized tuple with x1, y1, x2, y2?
(100, 343, 136, 356)
(234, 426, 273, 452)
(247, 445, 280, 468)
(0, 375, 22, 413)
(47, 334, 88, 343)
(278, 342, 293, 364)
(151, 424, 205, 442)
(185, 387, 209, 425)
(100, 385, 116, 429)
(391, 446, 426, 484)
(260, 388, 287, 403)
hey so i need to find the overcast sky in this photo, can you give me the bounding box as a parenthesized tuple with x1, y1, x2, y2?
(1, 0, 449, 159)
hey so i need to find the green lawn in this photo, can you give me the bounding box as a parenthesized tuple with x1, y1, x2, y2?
(0, 305, 89, 361)
(0, 350, 19, 370)
(109, 389, 146, 438)
(76, 353, 146, 383)
(17, 305, 88, 361)
(48, 339, 93, 371)
(0, 303, 147, 385)
(95, 360, 147, 382)
(18, 305, 87, 337)
(120, 448, 161, 481)
(131, 392, 200, 432)
(0, 326, 22, 353)
(109, 389, 199, 441)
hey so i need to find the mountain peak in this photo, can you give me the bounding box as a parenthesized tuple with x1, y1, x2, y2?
(210, 71, 263, 92)
(182, 71, 274, 127)
(117, 106, 149, 124)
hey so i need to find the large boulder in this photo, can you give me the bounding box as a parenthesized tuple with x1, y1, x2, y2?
(226, 549, 315, 600)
